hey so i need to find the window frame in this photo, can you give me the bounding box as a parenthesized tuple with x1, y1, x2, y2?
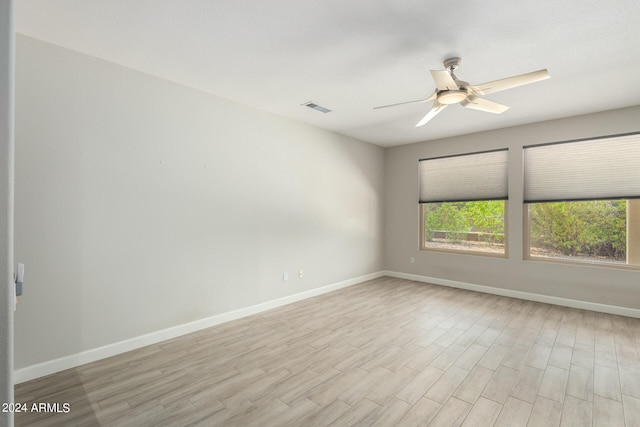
(418, 148, 510, 258)
(523, 200, 639, 270)
(522, 132, 640, 270)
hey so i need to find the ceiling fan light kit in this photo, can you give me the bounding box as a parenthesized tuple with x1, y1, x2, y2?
(375, 57, 550, 127)
(437, 90, 467, 105)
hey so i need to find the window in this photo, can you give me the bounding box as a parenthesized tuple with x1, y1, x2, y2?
(422, 201, 506, 254)
(419, 150, 508, 256)
(524, 133, 640, 267)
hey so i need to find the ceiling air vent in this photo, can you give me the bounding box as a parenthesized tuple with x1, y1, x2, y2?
(302, 101, 331, 113)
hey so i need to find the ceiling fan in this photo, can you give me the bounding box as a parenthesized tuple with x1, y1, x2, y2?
(374, 57, 550, 127)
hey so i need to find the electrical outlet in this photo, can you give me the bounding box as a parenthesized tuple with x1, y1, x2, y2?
(410, 257, 415, 264)
(283, 272, 288, 281)
(299, 270, 304, 278)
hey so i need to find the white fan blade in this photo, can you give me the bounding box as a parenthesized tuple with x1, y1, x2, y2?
(415, 102, 447, 127)
(461, 95, 510, 114)
(430, 70, 459, 91)
(373, 92, 436, 109)
(469, 69, 549, 95)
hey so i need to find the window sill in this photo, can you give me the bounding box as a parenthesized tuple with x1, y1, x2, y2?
(420, 247, 507, 259)
(525, 255, 640, 271)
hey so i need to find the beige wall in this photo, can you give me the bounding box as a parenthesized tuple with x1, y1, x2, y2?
(14, 36, 385, 370)
(384, 106, 640, 310)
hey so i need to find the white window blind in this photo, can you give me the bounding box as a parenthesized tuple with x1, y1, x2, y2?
(524, 133, 640, 203)
(419, 149, 508, 203)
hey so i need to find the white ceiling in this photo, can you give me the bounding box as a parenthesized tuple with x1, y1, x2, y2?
(16, 0, 640, 147)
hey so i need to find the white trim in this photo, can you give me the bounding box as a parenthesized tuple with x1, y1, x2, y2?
(15, 271, 384, 384)
(384, 270, 640, 319)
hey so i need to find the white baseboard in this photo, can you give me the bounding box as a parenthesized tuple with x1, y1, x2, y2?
(384, 270, 640, 319)
(15, 271, 385, 384)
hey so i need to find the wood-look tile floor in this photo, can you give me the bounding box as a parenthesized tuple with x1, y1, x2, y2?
(14, 277, 640, 426)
